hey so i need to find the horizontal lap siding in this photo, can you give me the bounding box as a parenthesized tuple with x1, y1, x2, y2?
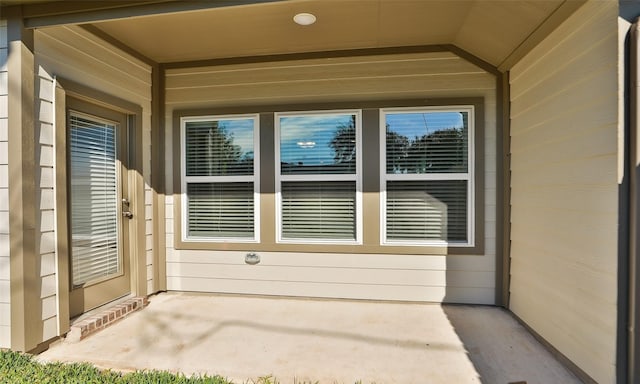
(0, 19, 9, 348)
(509, 2, 619, 383)
(165, 51, 497, 304)
(36, 65, 57, 342)
(166, 251, 496, 304)
(166, 52, 494, 108)
(34, 26, 152, 342)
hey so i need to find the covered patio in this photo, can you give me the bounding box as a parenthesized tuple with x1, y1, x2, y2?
(39, 292, 580, 384)
(2, 1, 638, 383)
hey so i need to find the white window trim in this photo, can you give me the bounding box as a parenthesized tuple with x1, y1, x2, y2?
(379, 106, 475, 247)
(180, 114, 260, 243)
(275, 109, 363, 245)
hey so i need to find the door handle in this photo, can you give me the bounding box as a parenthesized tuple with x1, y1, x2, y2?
(122, 198, 133, 219)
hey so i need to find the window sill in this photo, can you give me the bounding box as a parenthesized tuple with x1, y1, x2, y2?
(173, 238, 485, 256)
(277, 239, 362, 246)
(382, 240, 474, 248)
(182, 238, 260, 244)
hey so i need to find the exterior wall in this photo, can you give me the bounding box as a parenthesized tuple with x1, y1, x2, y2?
(509, 1, 619, 383)
(165, 51, 498, 304)
(33, 25, 152, 342)
(0, 19, 10, 349)
(35, 57, 57, 341)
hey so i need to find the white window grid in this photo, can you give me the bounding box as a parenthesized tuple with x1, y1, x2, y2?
(379, 106, 475, 247)
(274, 109, 363, 244)
(180, 114, 261, 243)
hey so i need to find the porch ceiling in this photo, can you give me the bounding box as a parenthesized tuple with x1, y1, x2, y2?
(83, 0, 579, 69)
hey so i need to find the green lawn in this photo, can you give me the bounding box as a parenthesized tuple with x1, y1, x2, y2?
(0, 349, 232, 383)
(0, 350, 366, 384)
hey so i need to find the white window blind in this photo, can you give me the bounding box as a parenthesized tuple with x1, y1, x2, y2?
(382, 108, 473, 245)
(276, 111, 361, 243)
(187, 182, 254, 238)
(386, 180, 467, 242)
(281, 181, 356, 240)
(69, 113, 120, 286)
(182, 116, 258, 241)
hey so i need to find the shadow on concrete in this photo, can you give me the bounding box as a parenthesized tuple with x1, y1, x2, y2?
(442, 304, 582, 384)
(135, 305, 460, 354)
(39, 293, 584, 383)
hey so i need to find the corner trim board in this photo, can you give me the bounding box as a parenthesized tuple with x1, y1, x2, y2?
(7, 10, 40, 352)
(497, 72, 511, 308)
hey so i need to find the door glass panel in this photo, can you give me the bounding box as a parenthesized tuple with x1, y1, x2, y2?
(69, 113, 120, 286)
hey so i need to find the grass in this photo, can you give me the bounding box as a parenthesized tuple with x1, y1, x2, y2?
(0, 350, 366, 384)
(0, 349, 229, 383)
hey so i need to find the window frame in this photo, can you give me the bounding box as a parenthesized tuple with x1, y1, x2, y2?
(68, 110, 125, 287)
(274, 109, 363, 244)
(173, 98, 484, 255)
(180, 114, 261, 243)
(379, 105, 475, 247)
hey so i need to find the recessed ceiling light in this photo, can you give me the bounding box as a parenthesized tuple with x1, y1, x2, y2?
(293, 12, 316, 26)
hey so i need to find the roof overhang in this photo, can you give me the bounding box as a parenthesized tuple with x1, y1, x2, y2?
(2, 0, 587, 71)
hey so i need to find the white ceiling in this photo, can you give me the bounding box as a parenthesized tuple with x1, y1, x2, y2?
(84, 0, 575, 68)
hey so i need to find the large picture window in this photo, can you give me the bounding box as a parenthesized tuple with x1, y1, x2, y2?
(181, 115, 259, 241)
(381, 107, 474, 246)
(275, 111, 362, 243)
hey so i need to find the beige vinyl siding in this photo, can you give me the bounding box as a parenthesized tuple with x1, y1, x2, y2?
(35, 66, 57, 341)
(166, 52, 494, 109)
(509, 1, 619, 383)
(0, 19, 10, 349)
(167, 251, 496, 303)
(165, 51, 498, 304)
(34, 25, 152, 341)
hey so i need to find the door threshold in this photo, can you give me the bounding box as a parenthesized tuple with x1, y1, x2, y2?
(67, 296, 148, 342)
(70, 294, 131, 325)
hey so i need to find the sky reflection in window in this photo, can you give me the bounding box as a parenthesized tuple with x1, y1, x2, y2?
(279, 113, 357, 174)
(386, 111, 468, 174)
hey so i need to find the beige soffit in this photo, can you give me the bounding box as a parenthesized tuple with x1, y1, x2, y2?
(87, 0, 569, 67)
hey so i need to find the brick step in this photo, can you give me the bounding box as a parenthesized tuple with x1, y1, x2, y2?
(67, 297, 148, 342)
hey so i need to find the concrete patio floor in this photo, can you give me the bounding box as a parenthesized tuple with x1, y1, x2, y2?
(38, 292, 582, 384)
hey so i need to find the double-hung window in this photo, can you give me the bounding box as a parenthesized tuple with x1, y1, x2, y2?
(181, 115, 259, 241)
(275, 111, 362, 243)
(381, 107, 474, 246)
